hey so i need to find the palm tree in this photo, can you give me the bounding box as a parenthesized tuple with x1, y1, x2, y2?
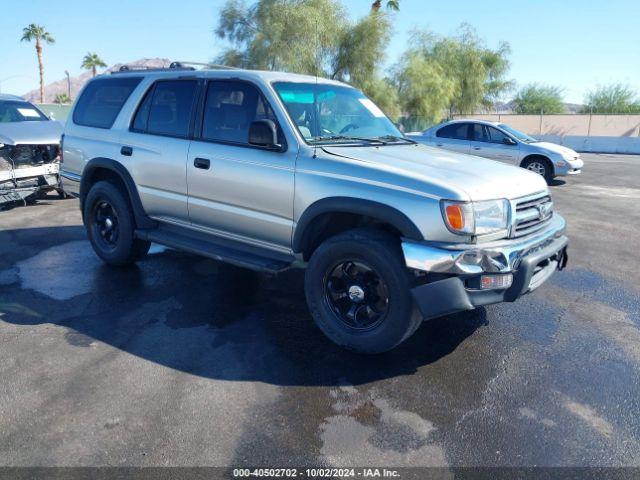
(21, 24, 55, 104)
(371, 0, 400, 12)
(81, 53, 107, 77)
(54, 93, 71, 104)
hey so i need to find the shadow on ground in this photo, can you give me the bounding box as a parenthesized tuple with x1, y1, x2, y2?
(1, 226, 488, 387)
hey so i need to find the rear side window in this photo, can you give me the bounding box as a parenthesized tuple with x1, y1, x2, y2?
(73, 77, 142, 129)
(132, 80, 198, 138)
(436, 123, 469, 140)
(471, 123, 487, 141)
(201, 80, 281, 145)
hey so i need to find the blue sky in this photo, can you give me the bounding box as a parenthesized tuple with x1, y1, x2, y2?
(1, 0, 638, 103)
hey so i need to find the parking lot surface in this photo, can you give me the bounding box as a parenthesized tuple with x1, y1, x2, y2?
(0, 154, 639, 469)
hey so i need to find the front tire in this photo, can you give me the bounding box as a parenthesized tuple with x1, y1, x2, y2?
(84, 181, 150, 266)
(522, 157, 554, 184)
(304, 228, 422, 354)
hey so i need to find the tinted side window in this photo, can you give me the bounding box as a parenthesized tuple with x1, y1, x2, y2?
(201, 81, 279, 145)
(73, 77, 142, 128)
(145, 80, 198, 137)
(471, 123, 488, 142)
(131, 87, 153, 132)
(486, 126, 510, 144)
(436, 123, 469, 140)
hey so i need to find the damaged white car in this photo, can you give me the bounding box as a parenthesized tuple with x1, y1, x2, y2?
(0, 94, 63, 206)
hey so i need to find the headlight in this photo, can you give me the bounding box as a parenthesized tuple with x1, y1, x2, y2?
(441, 199, 509, 236)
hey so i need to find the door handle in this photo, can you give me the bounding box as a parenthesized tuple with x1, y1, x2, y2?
(121, 146, 133, 156)
(436, 143, 444, 147)
(473, 147, 482, 150)
(194, 157, 211, 170)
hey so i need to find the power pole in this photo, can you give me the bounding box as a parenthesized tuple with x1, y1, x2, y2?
(65, 70, 71, 100)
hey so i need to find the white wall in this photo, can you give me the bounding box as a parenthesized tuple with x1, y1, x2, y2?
(453, 114, 640, 154)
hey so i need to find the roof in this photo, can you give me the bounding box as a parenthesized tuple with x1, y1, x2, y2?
(108, 66, 351, 88)
(0, 93, 26, 101)
(446, 118, 501, 126)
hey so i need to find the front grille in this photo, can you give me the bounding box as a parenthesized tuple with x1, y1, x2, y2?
(512, 194, 553, 238)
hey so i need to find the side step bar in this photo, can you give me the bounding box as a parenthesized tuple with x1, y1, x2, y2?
(136, 226, 295, 274)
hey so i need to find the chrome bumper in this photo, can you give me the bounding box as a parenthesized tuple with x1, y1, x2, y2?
(402, 214, 567, 275)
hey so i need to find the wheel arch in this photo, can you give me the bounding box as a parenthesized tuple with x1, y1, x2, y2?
(293, 197, 423, 260)
(521, 154, 555, 175)
(79, 157, 156, 229)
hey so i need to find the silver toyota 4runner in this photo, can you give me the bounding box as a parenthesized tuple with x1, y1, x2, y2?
(61, 64, 569, 354)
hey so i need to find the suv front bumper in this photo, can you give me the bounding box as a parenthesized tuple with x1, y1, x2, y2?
(402, 214, 568, 320)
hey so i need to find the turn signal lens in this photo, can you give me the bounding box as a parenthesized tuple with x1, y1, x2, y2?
(480, 274, 513, 290)
(446, 204, 465, 230)
(441, 201, 474, 234)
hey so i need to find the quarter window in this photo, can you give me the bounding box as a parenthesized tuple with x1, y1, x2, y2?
(73, 77, 142, 129)
(201, 81, 280, 145)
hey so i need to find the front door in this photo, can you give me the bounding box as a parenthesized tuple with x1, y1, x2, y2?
(187, 80, 296, 252)
(469, 124, 519, 165)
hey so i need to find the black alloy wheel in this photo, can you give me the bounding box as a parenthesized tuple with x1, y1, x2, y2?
(323, 260, 390, 331)
(93, 200, 120, 249)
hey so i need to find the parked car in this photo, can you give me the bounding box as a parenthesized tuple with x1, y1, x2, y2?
(409, 119, 584, 183)
(0, 94, 64, 206)
(61, 65, 568, 353)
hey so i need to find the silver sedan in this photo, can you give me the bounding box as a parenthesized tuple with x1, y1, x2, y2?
(408, 119, 584, 183)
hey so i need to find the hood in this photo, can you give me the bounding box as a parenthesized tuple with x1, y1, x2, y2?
(0, 120, 63, 146)
(532, 142, 578, 158)
(322, 143, 548, 201)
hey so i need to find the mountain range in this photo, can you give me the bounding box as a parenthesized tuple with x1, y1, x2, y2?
(22, 58, 171, 103)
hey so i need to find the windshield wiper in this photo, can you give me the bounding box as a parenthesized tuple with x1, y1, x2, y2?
(310, 135, 387, 145)
(376, 135, 417, 144)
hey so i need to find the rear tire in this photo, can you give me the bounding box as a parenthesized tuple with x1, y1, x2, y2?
(84, 181, 150, 266)
(304, 228, 422, 354)
(522, 157, 554, 184)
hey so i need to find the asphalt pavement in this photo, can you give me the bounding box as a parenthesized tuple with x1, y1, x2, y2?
(0, 154, 639, 472)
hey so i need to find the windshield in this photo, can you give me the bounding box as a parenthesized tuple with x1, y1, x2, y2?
(0, 100, 48, 123)
(498, 123, 537, 143)
(273, 82, 402, 145)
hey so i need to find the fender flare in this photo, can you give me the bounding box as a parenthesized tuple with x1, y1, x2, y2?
(292, 197, 423, 253)
(80, 157, 156, 229)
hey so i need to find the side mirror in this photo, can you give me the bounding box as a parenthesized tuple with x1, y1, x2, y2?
(248, 120, 280, 149)
(503, 136, 517, 146)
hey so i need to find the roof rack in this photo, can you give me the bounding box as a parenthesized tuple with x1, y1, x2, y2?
(111, 61, 238, 74)
(169, 61, 238, 70)
(112, 64, 194, 74)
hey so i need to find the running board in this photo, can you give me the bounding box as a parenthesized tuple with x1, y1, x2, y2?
(136, 225, 295, 274)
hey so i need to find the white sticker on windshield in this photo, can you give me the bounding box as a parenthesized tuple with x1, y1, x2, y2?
(358, 98, 386, 118)
(18, 108, 41, 118)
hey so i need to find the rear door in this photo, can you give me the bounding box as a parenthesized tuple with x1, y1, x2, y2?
(119, 79, 199, 222)
(433, 123, 471, 154)
(469, 124, 519, 165)
(186, 80, 296, 251)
